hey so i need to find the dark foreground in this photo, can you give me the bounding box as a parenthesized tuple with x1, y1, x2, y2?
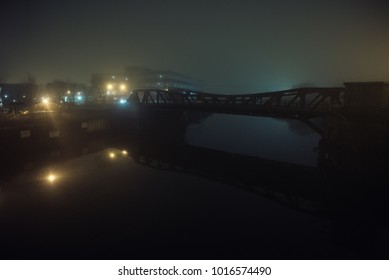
(0, 109, 388, 259)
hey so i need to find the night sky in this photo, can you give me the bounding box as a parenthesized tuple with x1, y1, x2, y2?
(1, 0, 388, 93)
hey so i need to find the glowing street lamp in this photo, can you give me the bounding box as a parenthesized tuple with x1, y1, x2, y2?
(107, 84, 113, 90)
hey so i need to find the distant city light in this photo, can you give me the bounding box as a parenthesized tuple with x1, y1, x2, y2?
(119, 99, 126, 104)
(107, 84, 113, 90)
(109, 152, 115, 159)
(23, 95, 26, 98)
(122, 150, 128, 155)
(112, 76, 115, 79)
(67, 90, 71, 94)
(120, 84, 126, 91)
(159, 75, 163, 78)
(77, 96, 82, 101)
(42, 97, 49, 104)
(4, 95, 7, 98)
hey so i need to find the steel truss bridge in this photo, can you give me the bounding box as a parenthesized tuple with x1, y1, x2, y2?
(128, 87, 345, 135)
(128, 87, 344, 118)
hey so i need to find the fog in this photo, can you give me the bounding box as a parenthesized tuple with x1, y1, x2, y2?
(1, 0, 389, 93)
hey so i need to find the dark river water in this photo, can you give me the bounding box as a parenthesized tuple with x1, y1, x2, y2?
(0, 112, 388, 259)
(186, 114, 321, 166)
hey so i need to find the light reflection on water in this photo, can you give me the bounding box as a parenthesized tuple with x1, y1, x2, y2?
(0, 145, 332, 257)
(185, 113, 321, 166)
(0, 136, 387, 259)
(2, 148, 132, 192)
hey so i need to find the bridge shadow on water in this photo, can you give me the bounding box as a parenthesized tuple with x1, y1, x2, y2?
(0, 109, 388, 259)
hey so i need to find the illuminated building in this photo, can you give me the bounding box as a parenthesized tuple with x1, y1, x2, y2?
(91, 68, 202, 103)
(125, 66, 203, 92)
